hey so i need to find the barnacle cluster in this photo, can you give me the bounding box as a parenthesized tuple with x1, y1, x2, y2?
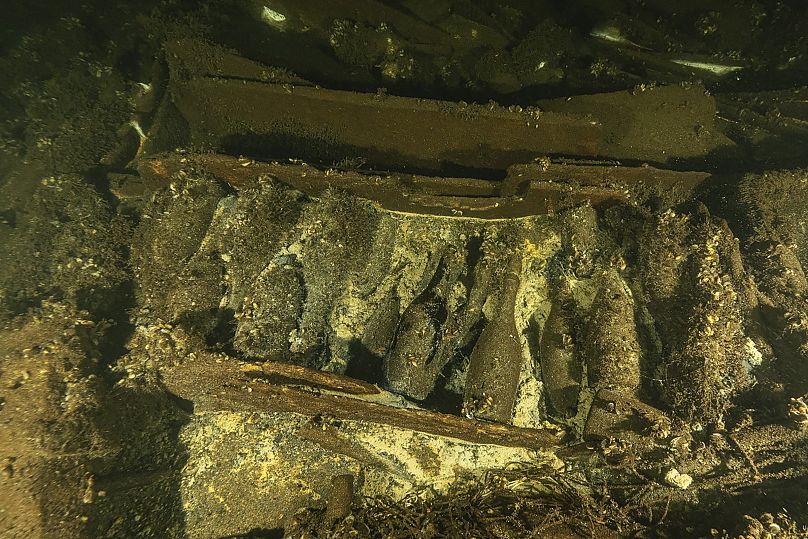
(730, 512, 797, 539)
(788, 396, 808, 427)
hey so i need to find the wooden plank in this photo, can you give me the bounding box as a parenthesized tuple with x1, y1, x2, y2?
(138, 153, 712, 218)
(535, 85, 735, 164)
(162, 41, 734, 169)
(241, 362, 380, 396)
(163, 355, 563, 449)
(137, 153, 629, 219)
(165, 38, 602, 173)
(508, 162, 710, 195)
(170, 76, 601, 172)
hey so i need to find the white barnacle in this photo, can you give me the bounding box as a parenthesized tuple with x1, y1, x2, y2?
(789, 397, 808, 427)
(663, 468, 693, 489)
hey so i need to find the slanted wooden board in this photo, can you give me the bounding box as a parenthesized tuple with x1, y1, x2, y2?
(163, 354, 563, 449)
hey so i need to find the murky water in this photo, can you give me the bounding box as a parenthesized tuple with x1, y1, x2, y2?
(1, 2, 807, 537)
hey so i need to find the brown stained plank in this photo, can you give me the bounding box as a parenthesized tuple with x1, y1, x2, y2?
(397, 174, 498, 197)
(138, 153, 628, 219)
(164, 40, 733, 168)
(241, 362, 380, 395)
(508, 162, 711, 195)
(164, 355, 562, 450)
(165, 39, 313, 85)
(535, 85, 735, 164)
(169, 76, 601, 172)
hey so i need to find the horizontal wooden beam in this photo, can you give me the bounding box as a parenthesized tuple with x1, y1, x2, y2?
(138, 153, 633, 218)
